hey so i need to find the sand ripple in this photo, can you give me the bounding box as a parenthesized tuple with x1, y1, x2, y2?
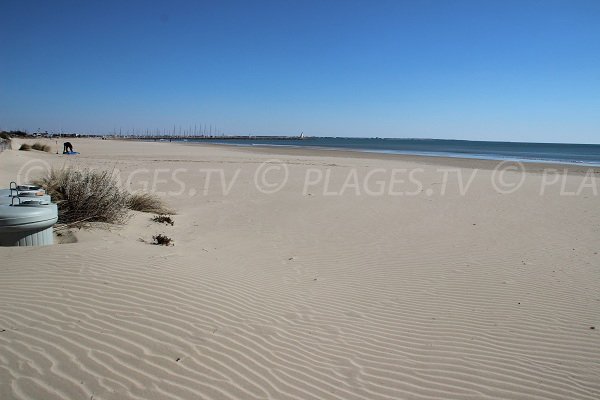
(1, 239, 599, 400)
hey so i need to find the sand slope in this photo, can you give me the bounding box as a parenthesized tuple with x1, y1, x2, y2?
(1, 139, 599, 399)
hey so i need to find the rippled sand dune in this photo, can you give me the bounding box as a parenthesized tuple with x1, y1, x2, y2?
(1, 139, 599, 399)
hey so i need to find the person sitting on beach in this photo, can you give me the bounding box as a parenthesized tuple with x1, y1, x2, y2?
(63, 142, 74, 154)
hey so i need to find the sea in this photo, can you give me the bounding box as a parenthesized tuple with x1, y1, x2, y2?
(186, 137, 600, 166)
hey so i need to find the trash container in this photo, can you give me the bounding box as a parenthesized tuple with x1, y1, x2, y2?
(0, 201, 58, 246)
(14, 184, 42, 191)
(0, 189, 52, 205)
(0, 183, 45, 194)
(0, 183, 45, 198)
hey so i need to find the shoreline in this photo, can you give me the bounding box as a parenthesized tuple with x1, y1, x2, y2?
(190, 141, 600, 175)
(163, 138, 600, 168)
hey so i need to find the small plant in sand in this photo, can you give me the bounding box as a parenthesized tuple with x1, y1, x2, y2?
(151, 214, 174, 226)
(128, 192, 173, 214)
(19, 143, 32, 151)
(35, 167, 131, 225)
(31, 142, 52, 152)
(152, 234, 173, 246)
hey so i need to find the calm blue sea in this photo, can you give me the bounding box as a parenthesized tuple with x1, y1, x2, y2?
(188, 138, 600, 166)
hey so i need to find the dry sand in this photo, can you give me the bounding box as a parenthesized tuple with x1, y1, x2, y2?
(1, 138, 599, 399)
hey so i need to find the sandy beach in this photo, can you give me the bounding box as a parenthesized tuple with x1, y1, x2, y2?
(0, 138, 599, 400)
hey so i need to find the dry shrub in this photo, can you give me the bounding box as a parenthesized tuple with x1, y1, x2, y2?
(152, 234, 173, 246)
(31, 142, 51, 152)
(151, 214, 174, 225)
(34, 167, 130, 224)
(34, 167, 174, 227)
(19, 143, 32, 151)
(128, 192, 172, 214)
(0, 133, 11, 151)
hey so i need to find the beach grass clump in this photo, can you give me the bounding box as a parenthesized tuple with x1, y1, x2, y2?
(34, 167, 130, 224)
(127, 192, 173, 214)
(1, 130, 26, 137)
(151, 214, 174, 226)
(31, 142, 52, 152)
(0, 132, 11, 147)
(34, 166, 174, 227)
(0, 134, 11, 151)
(152, 234, 173, 246)
(21, 142, 51, 152)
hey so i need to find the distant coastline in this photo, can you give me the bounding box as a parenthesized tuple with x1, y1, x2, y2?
(7, 129, 600, 166)
(168, 137, 600, 167)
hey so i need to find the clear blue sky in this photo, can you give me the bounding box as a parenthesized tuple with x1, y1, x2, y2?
(1, 0, 599, 143)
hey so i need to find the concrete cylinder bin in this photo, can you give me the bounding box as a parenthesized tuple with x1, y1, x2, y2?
(1, 182, 52, 203)
(0, 198, 59, 247)
(0, 188, 52, 205)
(0, 183, 45, 194)
(14, 184, 42, 191)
